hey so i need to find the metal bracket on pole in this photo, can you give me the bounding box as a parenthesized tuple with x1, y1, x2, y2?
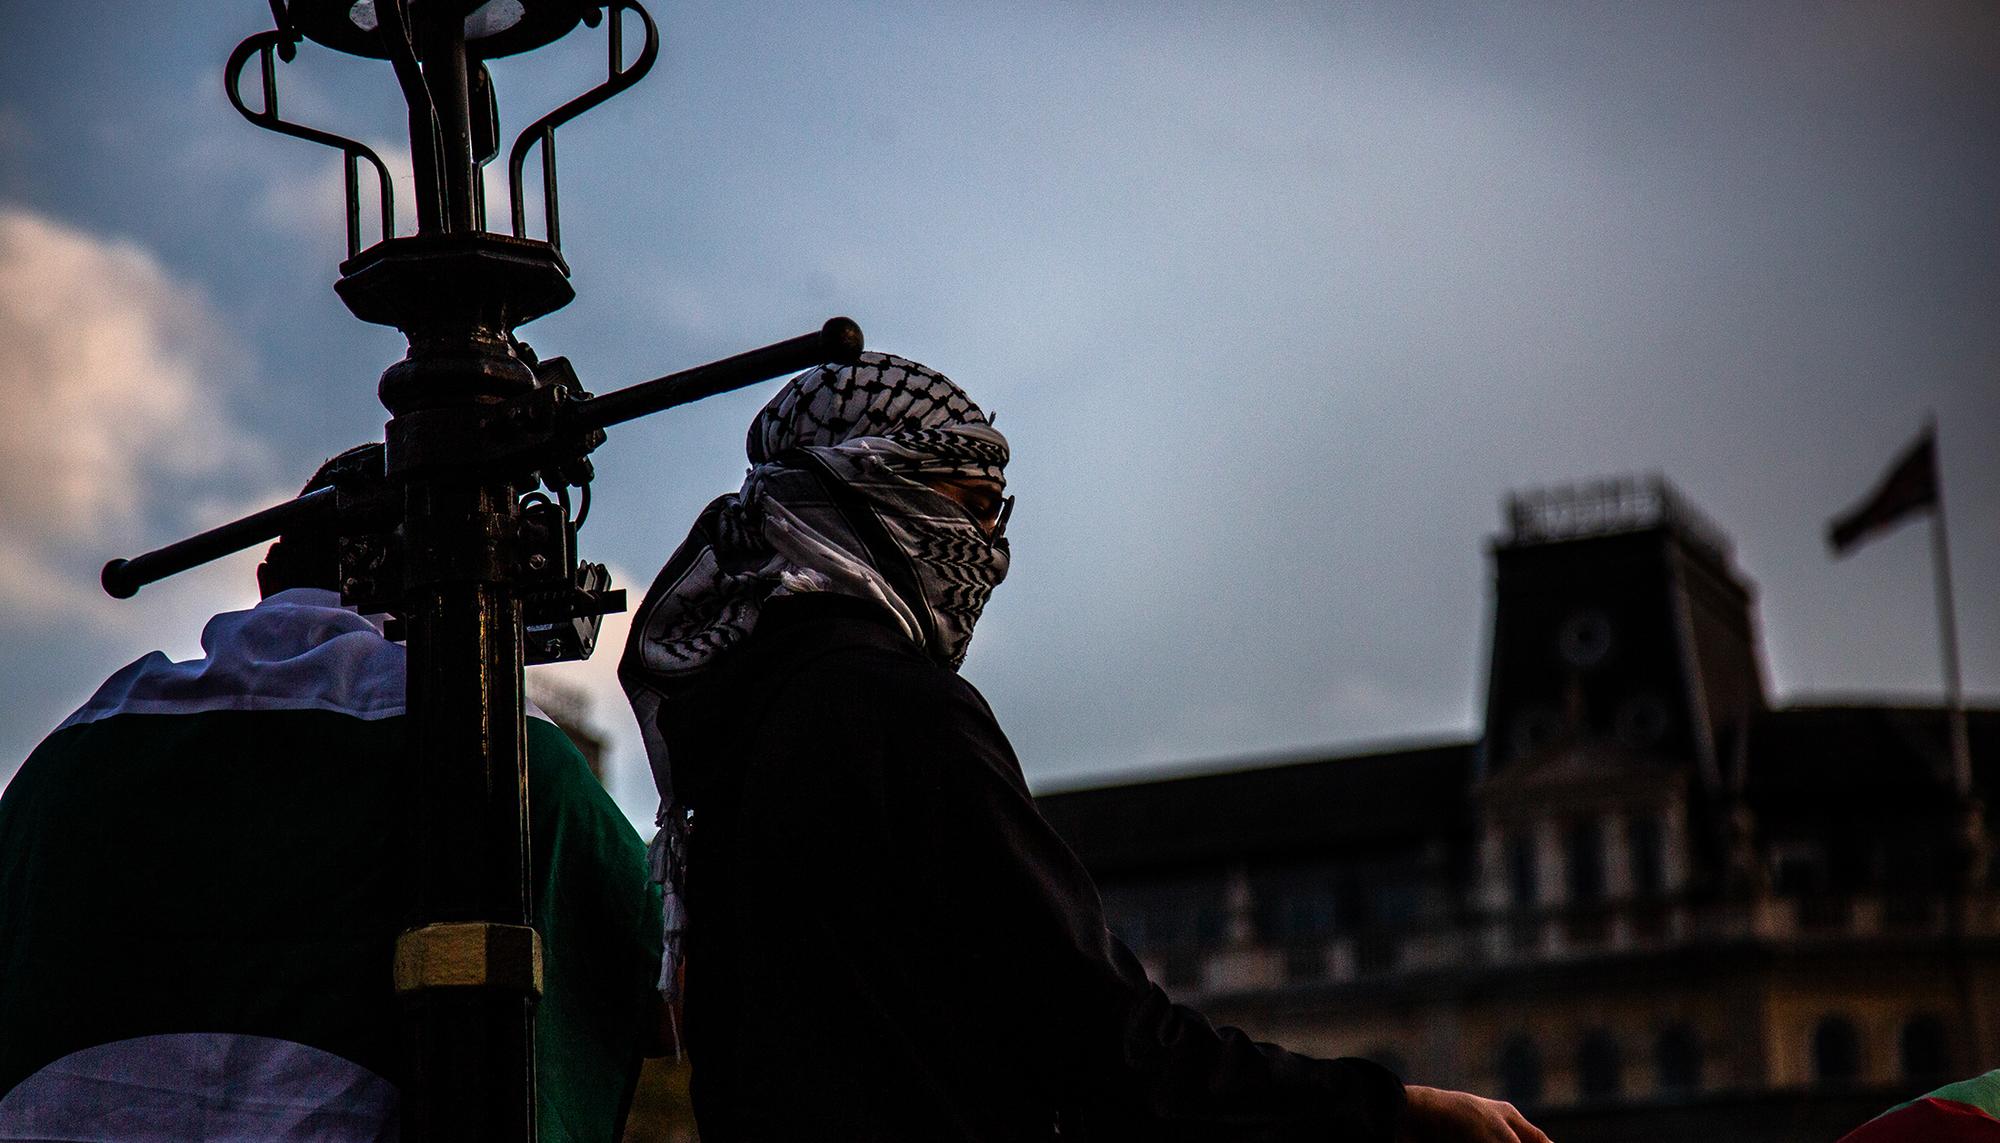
(509, 1, 660, 249)
(97, 318, 865, 603)
(395, 923, 545, 997)
(225, 31, 396, 259)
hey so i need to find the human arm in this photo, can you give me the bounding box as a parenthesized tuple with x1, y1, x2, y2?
(900, 672, 1405, 1140)
(1400, 1086, 1552, 1143)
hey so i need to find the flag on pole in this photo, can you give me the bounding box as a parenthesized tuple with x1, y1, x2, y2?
(1827, 428, 1939, 557)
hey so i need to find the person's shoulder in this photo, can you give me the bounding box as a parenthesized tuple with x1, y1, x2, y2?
(523, 715, 645, 841)
(742, 594, 935, 681)
(525, 714, 593, 770)
(733, 594, 996, 722)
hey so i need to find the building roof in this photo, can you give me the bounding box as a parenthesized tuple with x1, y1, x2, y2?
(1746, 704, 2000, 802)
(1034, 705, 1998, 876)
(1035, 742, 1474, 873)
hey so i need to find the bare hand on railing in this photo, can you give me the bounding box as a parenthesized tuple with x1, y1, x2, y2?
(1398, 1085, 1551, 1143)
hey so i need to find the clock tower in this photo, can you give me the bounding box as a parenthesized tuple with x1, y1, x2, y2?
(1481, 476, 1766, 785)
(1474, 476, 1769, 916)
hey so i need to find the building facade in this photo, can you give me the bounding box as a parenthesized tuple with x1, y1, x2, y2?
(1037, 477, 1997, 1142)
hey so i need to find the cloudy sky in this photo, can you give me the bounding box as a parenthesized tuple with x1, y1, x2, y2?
(2, 3, 1995, 828)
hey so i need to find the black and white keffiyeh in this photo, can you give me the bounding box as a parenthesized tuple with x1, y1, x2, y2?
(618, 352, 1010, 1022)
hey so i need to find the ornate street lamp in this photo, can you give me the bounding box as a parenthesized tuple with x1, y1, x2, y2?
(101, 3, 863, 1139)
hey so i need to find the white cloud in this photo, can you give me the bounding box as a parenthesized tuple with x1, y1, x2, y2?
(0, 208, 267, 623)
(252, 141, 535, 253)
(255, 137, 415, 249)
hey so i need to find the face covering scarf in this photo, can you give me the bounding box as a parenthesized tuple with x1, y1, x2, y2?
(619, 352, 1010, 1029)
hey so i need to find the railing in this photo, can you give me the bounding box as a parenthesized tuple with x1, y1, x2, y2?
(1135, 891, 2000, 998)
(1503, 474, 1733, 565)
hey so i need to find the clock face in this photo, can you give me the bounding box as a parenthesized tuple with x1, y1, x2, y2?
(1509, 705, 1564, 757)
(1557, 608, 1613, 668)
(1615, 693, 1671, 748)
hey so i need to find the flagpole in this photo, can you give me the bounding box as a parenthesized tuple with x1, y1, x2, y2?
(1928, 415, 1973, 796)
(1926, 417, 1991, 1075)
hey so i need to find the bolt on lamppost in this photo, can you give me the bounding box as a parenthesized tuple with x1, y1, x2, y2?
(101, 3, 863, 1139)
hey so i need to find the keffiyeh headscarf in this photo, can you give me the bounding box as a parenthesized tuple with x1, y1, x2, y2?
(618, 352, 1011, 1028)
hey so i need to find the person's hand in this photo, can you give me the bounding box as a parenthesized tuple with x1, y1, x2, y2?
(1398, 1085, 1551, 1143)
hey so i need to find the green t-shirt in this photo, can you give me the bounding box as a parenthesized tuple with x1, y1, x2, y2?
(0, 593, 661, 1140)
(0, 712, 661, 1140)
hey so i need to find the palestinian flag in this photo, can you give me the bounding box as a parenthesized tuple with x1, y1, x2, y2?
(1828, 428, 1939, 557)
(1838, 1069, 2000, 1142)
(0, 589, 660, 1141)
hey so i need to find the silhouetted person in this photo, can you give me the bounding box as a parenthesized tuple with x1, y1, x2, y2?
(0, 446, 662, 1141)
(622, 354, 1551, 1141)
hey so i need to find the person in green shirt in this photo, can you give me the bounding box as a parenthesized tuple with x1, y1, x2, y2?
(0, 446, 663, 1141)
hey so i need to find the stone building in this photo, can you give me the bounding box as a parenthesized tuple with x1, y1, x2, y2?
(1037, 477, 1997, 1142)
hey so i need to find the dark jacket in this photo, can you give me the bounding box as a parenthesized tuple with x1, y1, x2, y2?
(659, 592, 1405, 1142)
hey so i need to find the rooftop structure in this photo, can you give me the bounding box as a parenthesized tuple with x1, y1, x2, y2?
(1503, 475, 1734, 564)
(1037, 478, 1995, 1143)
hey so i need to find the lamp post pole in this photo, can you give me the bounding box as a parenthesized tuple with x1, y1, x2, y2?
(101, 6, 866, 1135)
(350, 6, 547, 1138)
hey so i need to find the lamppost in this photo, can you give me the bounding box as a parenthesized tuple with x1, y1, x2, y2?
(99, 3, 864, 1139)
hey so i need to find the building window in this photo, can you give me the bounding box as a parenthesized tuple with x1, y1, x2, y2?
(1814, 1016, 1862, 1085)
(1498, 1035, 1543, 1108)
(1506, 834, 1537, 909)
(1566, 819, 1605, 904)
(1355, 930, 1399, 976)
(1367, 881, 1424, 926)
(1654, 1024, 1702, 1096)
(1194, 902, 1230, 947)
(1140, 905, 1188, 949)
(1252, 862, 1343, 943)
(1900, 1015, 1949, 1084)
(1101, 876, 1229, 953)
(1770, 840, 1829, 896)
(1577, 1030, 1622, 1100)
(1884, 890, 1934, 930)
(1282, 943, 1326, 982)
(1161, 950, 1203, 991)
(1627, 814, 1665, 898)
(1259, 888, 1339, 943)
